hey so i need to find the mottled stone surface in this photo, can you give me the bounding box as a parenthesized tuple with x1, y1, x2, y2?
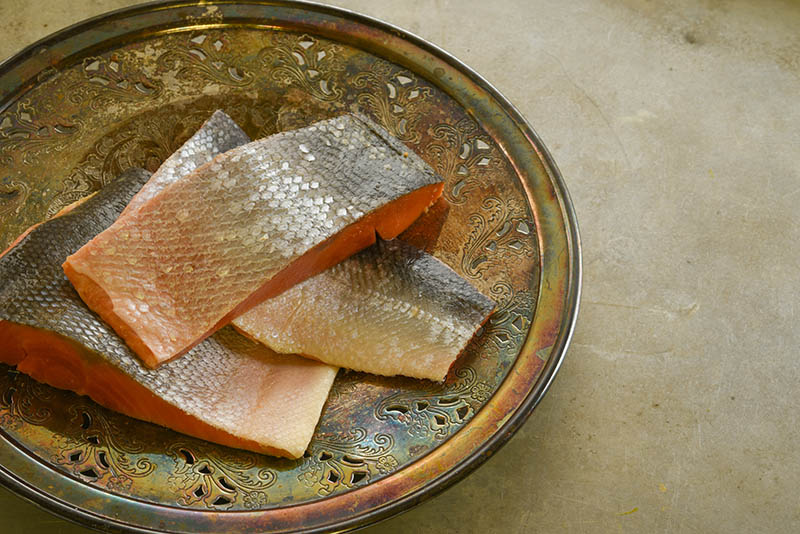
(1, 0, 798, 532)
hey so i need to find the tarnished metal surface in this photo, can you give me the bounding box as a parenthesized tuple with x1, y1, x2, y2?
(0, 1, 580, 532)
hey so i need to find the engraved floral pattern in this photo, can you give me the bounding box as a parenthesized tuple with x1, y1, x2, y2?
(167, 441, 276, 509)
(157, 32, 253, 87)
(0, 367, 55, 429)
(426, 118, 496, 204)
(54, 404, 156, 492)
(376, 454, 399, 474)
(0, 179, 30, 219)
(298, 428, 396, 496)
(0, 100, 79, 165)
(470, 381, 494, 402)
(68, 55, 160, 110)
(327, 373, 361, 402)
(461, 196, 536, 280)
(259, 34, 345, 102)
(480, 281, 535, 351)
(46, 103, 271, 216)
(47, 115, 189, 215)
(376, 368, 487, 440)
(351, 59, 431, 144)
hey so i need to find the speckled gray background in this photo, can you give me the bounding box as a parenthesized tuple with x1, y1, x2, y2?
(1, 1, 798, 532)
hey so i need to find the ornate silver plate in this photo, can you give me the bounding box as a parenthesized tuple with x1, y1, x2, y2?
(0, 2, 580, 532)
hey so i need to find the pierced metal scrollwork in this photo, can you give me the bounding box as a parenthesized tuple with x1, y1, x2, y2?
(68, 55, 161, 110)
(54, 404, 156, 492)
(0, 100, 79, 165)
(475, 281, 535, 352)
(46, 106, 249, 216)
(461, 196, 535, 280)
(351, 60, 431, 144)
(260, 33, 346, 102)
(297, 428, 396, 496)
(0, 367, 55, 429)
(426, 118, 497, 204)
(376, 367, 491, 440)
(167, 441, 277, 509)
(47, 116, 185, 215)
(157, 32, 254, 87)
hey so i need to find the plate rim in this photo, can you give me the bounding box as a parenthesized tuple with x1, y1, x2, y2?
(0, 1, 582, 532)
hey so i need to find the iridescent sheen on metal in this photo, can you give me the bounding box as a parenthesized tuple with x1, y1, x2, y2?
(0, 1, 581, 532)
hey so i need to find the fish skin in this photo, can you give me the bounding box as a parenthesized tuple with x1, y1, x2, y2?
(121, 110, 250, 216)
(64, 114, 444, 367)
(233, 238, 496, 382)
(0, 168, 337, 458)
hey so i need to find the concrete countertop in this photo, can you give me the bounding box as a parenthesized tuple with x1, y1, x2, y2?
(1, 1, 798, 532)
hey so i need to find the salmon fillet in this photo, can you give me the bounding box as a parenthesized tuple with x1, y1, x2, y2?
(64, 114, 444, 368)
(121, 109, 250, 216)
(0, 169, 337, 458)
(233, 239, 495, 382)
